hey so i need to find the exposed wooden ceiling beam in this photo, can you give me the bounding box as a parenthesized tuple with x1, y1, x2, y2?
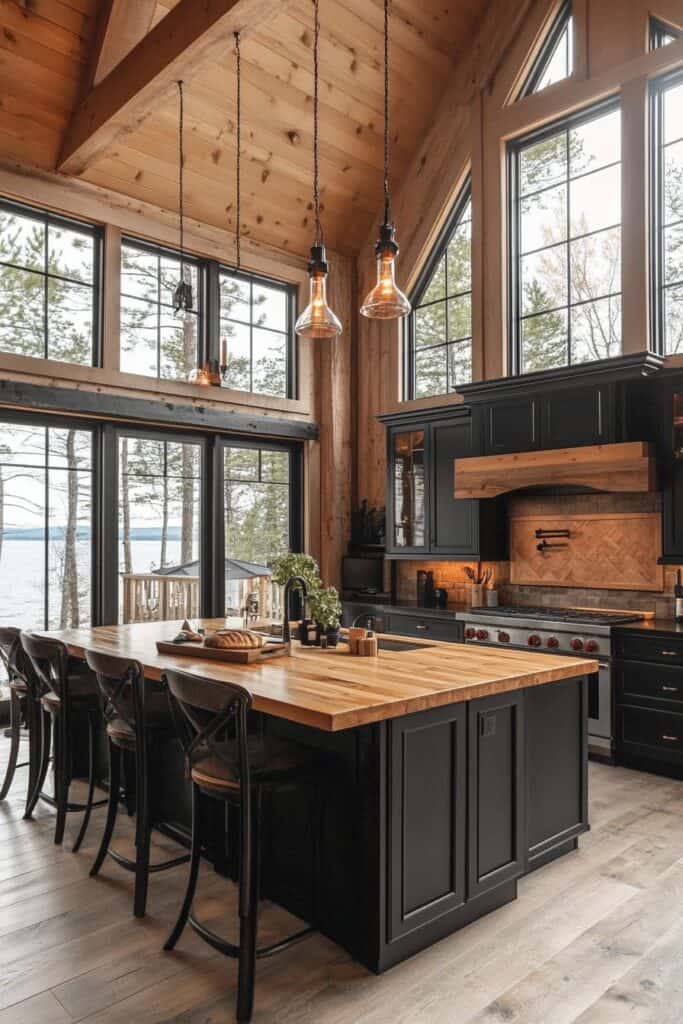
(84, 0, 158, 93)
(59, 0, 292, 176)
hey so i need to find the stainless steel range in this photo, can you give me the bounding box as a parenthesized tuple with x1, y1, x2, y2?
(461, 605, 646, 759)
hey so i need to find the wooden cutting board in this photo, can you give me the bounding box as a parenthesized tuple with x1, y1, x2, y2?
(155, 640, 288, 664)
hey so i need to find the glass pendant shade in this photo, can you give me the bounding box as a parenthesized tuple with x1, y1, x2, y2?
(187, 363, 213, 386)
(361, 223, 411, 320)
(295, 245, 342, 340)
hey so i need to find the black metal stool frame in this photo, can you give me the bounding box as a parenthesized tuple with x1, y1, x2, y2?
(20, 631, 106, 850)
(85, 649, 189, 919)
(0, 627, 42, 816)
(163, 668, 316, 1024)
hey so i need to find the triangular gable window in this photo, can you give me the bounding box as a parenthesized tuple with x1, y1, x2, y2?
(650, 16, 681, 50)
(520, 1, 573, 98)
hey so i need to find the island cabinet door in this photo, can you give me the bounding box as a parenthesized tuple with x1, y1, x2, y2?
(387, 703, 467, 941)
(467, 691, 526, 899)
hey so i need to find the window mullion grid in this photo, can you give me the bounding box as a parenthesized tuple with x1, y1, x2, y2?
(566, 126, 572, 366)
(43, 215, 49, 360)
(249, 280, 254, 392)
(43, 427, 49, 629)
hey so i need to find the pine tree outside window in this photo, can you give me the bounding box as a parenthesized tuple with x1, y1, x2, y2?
(520, 1, 573, 98)
(120, 239, 201, 381)
(508, 101, 622, 374)
(405, 183, 472, 399)
(0, 200, 100, 365)
(219, 270, 293, 398)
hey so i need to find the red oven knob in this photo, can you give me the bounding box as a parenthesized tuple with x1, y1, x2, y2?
(528, 633, 541, 647)
(465, 627, 476, 639)
(585, 639, 599, 653)
(476, 629, 489, 641)
(546, 636, 559, 649)
(571, 637, 584, 651)
(498, 631, 510, 643)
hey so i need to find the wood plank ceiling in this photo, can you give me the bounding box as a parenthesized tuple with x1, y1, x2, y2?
(0, 0, 490, 258)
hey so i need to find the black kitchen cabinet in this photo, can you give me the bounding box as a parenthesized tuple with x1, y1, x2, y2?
(525, 677, 588, 870)
(341, 603, 464, 643)
(615, 628, 683, 776)
(481, 396, 539, 454)
(387, 702, 467, 941)
(467, 690, 525, 898)
(380, 409, 506, 561)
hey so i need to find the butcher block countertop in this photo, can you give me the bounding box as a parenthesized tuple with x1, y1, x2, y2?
(42, 620, 598, 733)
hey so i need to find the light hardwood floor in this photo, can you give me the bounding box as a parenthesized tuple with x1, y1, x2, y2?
(1, 740, 683, 1023)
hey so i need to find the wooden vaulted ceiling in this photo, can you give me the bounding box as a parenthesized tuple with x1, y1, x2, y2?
(0, 0, 490, 258)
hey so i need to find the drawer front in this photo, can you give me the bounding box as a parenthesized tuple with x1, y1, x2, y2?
(618, 705, 683, 758)
(617, 660, 683, 706)
(616, 634, 683, 665)
(388, 615, 462, 643)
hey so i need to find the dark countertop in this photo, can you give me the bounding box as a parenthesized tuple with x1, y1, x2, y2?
(613, 618, 683, 636)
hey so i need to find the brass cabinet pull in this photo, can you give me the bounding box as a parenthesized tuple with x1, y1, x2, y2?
(661, 650, 679, 657)
(660, 685, 679, 693)
(661, 734, 679, 742)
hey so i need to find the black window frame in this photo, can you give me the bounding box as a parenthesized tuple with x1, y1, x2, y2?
(650, 66, 683, 356)
(507, 95, 622, 376)
(0, 197, 103, 367)
(649, 16, 682, 50)
(217, 263, 298, 400)
(519, 0, 573, 99)
(120, 235, 208, 381)
(0, 404, 304, 630)
(0, 408, 99, 630)
(403, 177, 473, 400)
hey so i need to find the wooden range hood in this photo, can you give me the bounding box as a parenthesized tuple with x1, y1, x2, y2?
(454, 442, 657, 499)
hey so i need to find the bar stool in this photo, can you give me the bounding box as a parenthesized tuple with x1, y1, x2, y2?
(84, 650, 190, 918)
(20, 632, 106, 850)
(0, 627, 42, 816)
(163, 667, 317, 1024)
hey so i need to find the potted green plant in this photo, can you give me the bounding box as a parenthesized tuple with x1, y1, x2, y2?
(309, 585, 343, 647)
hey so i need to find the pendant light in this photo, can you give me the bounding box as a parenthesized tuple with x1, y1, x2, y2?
(174, 80, 194, 316)
(360, 0, 411, 320)
(295, 0, 342, 340)
(220, 31, 243, 383)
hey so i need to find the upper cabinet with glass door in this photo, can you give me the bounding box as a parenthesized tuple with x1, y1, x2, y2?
(388, 428, 428, 553)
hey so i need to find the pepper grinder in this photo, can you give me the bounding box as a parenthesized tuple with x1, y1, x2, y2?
(675, 569, 683, 623)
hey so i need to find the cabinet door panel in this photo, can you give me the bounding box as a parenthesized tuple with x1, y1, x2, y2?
(431, 417, 478, 553)
(542, 385, 609, 449)
(484, 399, 538, 454)
(386, 427, 430, 555)
(388, 704, 467, 940)
(468, 691, 525, 898)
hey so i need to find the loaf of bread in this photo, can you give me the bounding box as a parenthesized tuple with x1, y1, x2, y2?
(205, 629, 265, 650)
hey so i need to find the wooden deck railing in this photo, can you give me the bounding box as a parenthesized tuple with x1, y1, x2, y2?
(121, 573, 282, 624)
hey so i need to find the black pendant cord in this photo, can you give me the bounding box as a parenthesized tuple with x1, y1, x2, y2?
(383, 0, 391, 227)
(234, 31, 242, 271)
(313, 0, 323, 247)
(178, 80, 185, 280)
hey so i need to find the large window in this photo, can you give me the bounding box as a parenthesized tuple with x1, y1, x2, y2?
(651, 70, 683, 354)
(223, 443, 294, 616)
(0, 419, 93, 631)
(120, 239, 201, 381)
(117, 433, 202, 623)
(520, 1, 573, 98)
(405, 184, 472, 399)
(650, 17, 681, 50)
(219, 270, 293, 398)
(0, 200, 99, 365)
(509, 101, 622, 374)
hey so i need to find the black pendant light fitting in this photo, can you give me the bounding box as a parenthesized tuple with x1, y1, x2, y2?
(360, 0, 410, 320)
(173, 80, 194, 316)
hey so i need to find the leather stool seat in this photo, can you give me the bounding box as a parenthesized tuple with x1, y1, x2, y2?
(191, 736, 314, 793)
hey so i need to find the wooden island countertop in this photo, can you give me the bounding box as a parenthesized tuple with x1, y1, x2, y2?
(43, 619, 599, 732)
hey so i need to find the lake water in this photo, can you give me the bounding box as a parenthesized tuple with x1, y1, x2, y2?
(0, 537, 184, 628)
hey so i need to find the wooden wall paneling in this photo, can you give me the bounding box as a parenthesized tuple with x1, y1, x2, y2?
(650, 1, 683, 33)
(482, 97, 507, 381)
(101, 223, 121, 372)
(588, 0, 644, 78)
(509, 511, 664, 592)
(315, 253, 354, 588)
(572, 0, 590, 82)
(471, 96, 485, 385)
(621, 76, 650, 356)
(59, 0, 296, 175)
